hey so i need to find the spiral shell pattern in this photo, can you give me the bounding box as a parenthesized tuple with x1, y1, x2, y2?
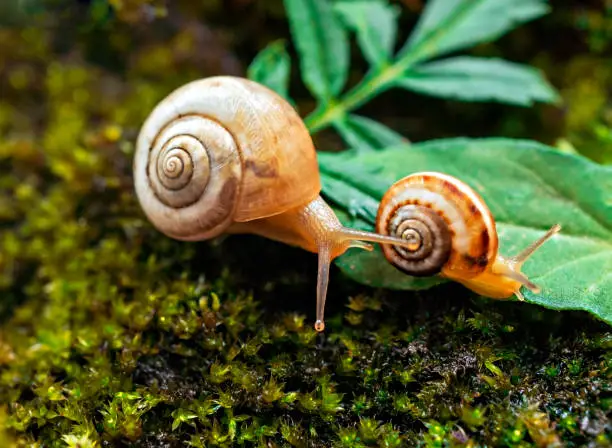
(134, 76, 322, 242)
(376, 172, 498, 279)
(384, 204, 452, 276)
(135, 112, 242, 241)
(150, 132, 210, 208)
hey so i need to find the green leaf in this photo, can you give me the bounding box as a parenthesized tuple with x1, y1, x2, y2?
(247, 40, 292, 101)
(395, 57, 559, 106)
(333, 0, 400, 67)
(400, 0, 550, 63)
(318, 137, 612, 326)
(283, 0, 350, 102)
(333, 114, 409, 152)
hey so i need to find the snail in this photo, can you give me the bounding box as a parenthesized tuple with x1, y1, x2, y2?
(133, 75, 426, 332)
(375, 172, 561, 300)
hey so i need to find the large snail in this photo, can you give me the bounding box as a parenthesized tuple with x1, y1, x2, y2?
(375, 172, 561, 300)
(133, 76, 427, 332)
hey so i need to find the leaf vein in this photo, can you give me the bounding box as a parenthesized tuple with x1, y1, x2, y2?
(533, 250, 610, 281)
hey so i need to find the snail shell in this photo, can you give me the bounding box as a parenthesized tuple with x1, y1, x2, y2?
(376, 172, 498, 279)
(133, 76, 321, 241)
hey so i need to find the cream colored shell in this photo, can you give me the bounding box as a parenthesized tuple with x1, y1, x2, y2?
(134, 76, 321, 241)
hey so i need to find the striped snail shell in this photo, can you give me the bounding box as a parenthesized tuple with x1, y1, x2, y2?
(376, 172, 497, 279)
(376, 172, 561, 300)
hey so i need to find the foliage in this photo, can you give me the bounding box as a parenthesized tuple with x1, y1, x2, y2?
(250, 0, 559, 147)
(247, 0, 612, 326)
(0, 0, 611, 446)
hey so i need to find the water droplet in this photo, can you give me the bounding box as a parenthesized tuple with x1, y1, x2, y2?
(314, 320, 325, 332)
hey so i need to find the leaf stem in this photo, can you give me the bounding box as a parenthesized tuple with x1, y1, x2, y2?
(304, 54, 417, 133)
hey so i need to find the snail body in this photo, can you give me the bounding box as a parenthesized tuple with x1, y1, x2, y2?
(134, 76, 424, 331)
(376, 172, 561, 300)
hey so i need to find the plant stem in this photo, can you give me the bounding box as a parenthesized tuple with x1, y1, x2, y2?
(303, 0, 487, 134)
(303, 56, 417, 134)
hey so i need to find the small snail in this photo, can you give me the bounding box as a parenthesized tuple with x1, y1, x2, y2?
(133, 76, 425, 332)
(376, 172, 561, 300)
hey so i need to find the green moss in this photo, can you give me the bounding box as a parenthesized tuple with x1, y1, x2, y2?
(0, 3, 611, 447)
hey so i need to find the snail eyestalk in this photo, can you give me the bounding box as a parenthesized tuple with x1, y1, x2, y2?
(511, 224, 562, 265)
(453, 224, 562, 300)
(493, 224, 562, 298)
(315, 244, 331, 333)
(337, 227, 437, 249)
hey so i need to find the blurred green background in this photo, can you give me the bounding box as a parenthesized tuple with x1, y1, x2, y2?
(1, 0, 611, 159)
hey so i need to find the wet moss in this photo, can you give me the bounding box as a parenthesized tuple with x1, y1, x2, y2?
(0, 3, 611, 447)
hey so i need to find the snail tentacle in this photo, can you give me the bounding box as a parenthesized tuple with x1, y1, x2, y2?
(510, 224, 562, 264)
(315, 244, 332, 333)
(491, 223, 562, 294)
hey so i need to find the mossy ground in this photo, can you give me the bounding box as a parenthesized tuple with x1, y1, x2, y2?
(0, 2, 611, 447)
